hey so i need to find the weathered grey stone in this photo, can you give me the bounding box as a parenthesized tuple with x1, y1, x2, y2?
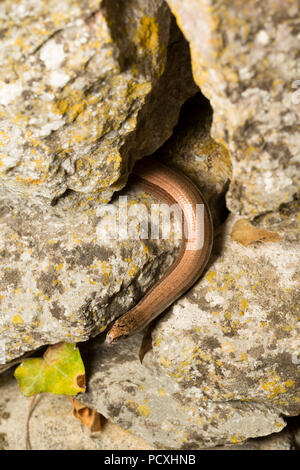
(0, 0, 299, 451)
(165, 0, 300, 218)
(156, 93, 232, 226)
(78, 210, 300, 449)
(0, 0, 196, 204)
(215, 428, 297, 450)
(0, 184, 180, 364)
(0, 369, 153, 450)
(1, 369, 298, 449)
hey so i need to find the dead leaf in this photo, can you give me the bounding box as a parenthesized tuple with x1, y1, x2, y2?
(231, 219, 281, 247)
(70, 398, 103, 432)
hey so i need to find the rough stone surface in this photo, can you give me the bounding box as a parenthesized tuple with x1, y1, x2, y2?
(0, 93, 231, 367)
(0, 369, 153, 450)
(0, 0, 196, 204)
(78, 211, 300, 449)
(216, 427, 297, 450)
(0, 369, 298, 450)
(0, 184, 181, 364)
(165, 0, 300, 217)
(156, 93, 232, 226)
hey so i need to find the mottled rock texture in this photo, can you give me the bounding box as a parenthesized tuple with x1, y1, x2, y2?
(79, 211, 300, 449)
(0, 0, 196, 204)
(0, 0, 299, 451)
(165, 0, 300, 217)
(1, 369, 298, 450)
(0, 369, 153, 450)
(0, 89, 235, 366)
(0, 184, 180, 364)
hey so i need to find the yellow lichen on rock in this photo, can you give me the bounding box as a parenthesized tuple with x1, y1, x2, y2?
(0, 0, 194, 205)
(165, 0, 300, 218)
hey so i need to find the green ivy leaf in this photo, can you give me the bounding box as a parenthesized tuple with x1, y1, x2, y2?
(14, 342, 86, 397)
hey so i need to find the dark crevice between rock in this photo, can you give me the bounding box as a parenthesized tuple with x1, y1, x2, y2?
(253, 191, 300, 228)
(283, 414, 300, 449)
(149, 91, 232, 228)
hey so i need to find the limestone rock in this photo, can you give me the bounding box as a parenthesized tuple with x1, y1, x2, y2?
(156, 93, 232, 226)
(0, 369, 153, 450)
(78, 210, 300, 449)
(0, 0, 196, 204)
(0, 184, 180, 364)
(1, 369, 297, 449)
(0, 0, 299, 450)
(165, 0, 300, 218)
(215, 427, 297, 450)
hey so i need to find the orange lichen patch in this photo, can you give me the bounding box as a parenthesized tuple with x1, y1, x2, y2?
(12, 315, 24, 325)
(137, 404, 151, 417)
(240, 298, 249, 310)
(285, 380, 295, 388)
(15, 177, 44, 185)
(205, 270, 216, 284)
(134, 15, 166, 75)
(135, 15, 159, 51)
(160, 356, 171, 368)
(260, 372, 294, 400)
(239, 353, 248, 362)
(231, 435, 242, 444)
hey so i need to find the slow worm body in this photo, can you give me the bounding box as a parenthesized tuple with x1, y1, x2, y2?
(105, 158, 213, 344)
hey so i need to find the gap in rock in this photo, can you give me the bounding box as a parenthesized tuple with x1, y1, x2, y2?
(149, 91, 231, 227)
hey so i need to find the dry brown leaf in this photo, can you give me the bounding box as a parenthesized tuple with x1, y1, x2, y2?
(70, 397, 103, 432)
(231, 219, 281, 247)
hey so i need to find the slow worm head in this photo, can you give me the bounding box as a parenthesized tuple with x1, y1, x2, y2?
(105, 157, 213, 345)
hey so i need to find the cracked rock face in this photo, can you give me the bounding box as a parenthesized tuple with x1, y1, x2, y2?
(79, 210, 300, 449)
(0, 184, 180, 364)
(0, 369, 298, 449)
(0, 0, 196, 204)
(0, 93, 231, 366)
(165, 0, 300, 217)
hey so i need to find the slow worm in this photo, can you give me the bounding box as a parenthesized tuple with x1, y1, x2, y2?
(105, 157, 213, 344)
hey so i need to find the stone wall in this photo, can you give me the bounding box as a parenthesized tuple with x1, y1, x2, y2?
(0, 0, 299, 449)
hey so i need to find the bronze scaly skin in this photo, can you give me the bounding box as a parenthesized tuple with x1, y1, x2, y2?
(105, 158, 213, 345)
